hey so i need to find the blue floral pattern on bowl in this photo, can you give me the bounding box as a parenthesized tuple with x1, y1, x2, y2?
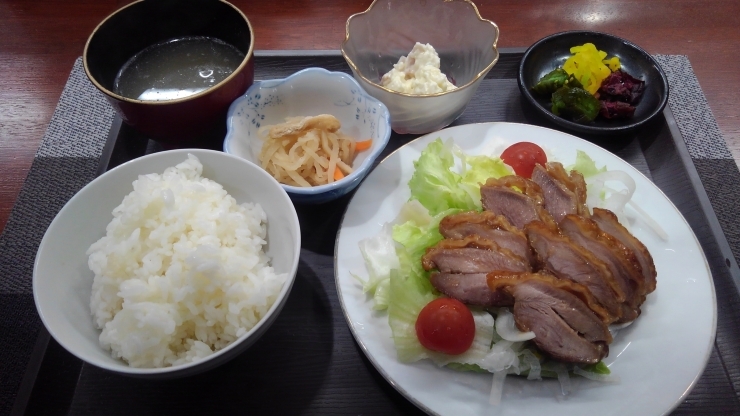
(224, 68, 392, 204)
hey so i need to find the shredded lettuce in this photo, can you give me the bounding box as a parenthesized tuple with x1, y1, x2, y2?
(446, 362, 489, 373)
(355, 223, 400, 310)
(357, 224, 399, 293)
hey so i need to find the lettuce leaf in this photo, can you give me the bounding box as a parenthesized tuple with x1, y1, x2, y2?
(567, 150, 606, 178)
(408, 139, 475, 215)
(407, 139, 510, 215)
(392, 208, 460, 261)
(387, 251, 437, 362)
(461, 155, 513, 194)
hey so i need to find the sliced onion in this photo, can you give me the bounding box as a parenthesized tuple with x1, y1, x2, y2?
(573, 366, 621, 383)
(608, 320, 633, 337)
(479, 340, 518, 373)
(587, 170, 636, 213)
(495, 308, 536, 341)
(586, 169, 668, 241)
(520, 350, 542, 380)
(552, 363, 572, 396)
(519, 349, 542, 380)
(610, 321, 633, 330)
(602, 187, 632, 215)
(488, 370, 508, 406)
(589, 170, 637, 193)
(627, 200, 669, 241)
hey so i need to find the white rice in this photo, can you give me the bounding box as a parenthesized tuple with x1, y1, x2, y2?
(87, 154, 287, 368)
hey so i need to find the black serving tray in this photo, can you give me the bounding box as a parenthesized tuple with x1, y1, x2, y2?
(14, 50, 740, 415)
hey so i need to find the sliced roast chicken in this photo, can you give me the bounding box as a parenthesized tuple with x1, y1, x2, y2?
(487, 272, 612, 364)
(423, 234, 529, 307)
(559, 214, 647, 322)
(420, 162, 656, 365)
(591, 207, 657, 293)
(439, 211, 532, 263)
(525, 220, 625, 323)
(480, 176, 557, 230)
(530, 162, 589, 223)
(422, 235, 530, 274)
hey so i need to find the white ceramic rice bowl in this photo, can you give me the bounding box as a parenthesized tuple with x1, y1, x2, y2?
(32, 149, 301, 378)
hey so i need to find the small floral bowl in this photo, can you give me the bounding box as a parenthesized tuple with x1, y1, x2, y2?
(223, 68, 392, 204)
(341, 0, 500, 135)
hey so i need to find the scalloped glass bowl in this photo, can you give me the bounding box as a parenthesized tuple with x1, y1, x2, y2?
(224, 67, 391, 204)
(341, 0, 500, 135)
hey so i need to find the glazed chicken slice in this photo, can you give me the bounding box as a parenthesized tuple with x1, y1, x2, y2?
(480, 176, 557, 230)
(439, 211, 532, 263)
(525, 221, 625, 323)
(487, 271, 612, 327)
(511, 282, 610, 364)
(487, 272, 611, 364)
(530, 162, 589, 223)
(422, 235, 530, 274)
(591, 208, 657, 293)
(559, 214, 645, 322)
(429, 272, 513, 307)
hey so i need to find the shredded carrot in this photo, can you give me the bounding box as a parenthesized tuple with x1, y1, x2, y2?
(355, 139, 373, 152)
(334, 167, 345, 181)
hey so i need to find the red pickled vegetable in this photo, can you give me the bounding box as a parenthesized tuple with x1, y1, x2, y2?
(600, 100, 636, 120)
(598, 70, 646, 105)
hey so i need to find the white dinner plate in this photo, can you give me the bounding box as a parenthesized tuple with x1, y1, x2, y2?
(334, 122, 717, 415)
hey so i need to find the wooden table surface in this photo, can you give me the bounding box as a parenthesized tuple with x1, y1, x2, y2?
(1, 0, 738, 235)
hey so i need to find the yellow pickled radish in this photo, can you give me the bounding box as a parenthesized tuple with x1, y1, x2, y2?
(603, 56, 621, 71)
(563, 43, 620, 95)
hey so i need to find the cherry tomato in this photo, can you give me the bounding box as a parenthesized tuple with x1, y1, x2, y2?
(415, 297, 475, 355)
(500, 142, 547, 178)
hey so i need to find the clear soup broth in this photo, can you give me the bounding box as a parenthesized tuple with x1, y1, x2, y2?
(114, 36, 245, 101)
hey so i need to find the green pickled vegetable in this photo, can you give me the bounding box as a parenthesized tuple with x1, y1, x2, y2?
(532, 68, 583, 95)
(551, 86, 601, 123)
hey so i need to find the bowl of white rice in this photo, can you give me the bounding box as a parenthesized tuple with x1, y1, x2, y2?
(33, 149, 300, 378)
